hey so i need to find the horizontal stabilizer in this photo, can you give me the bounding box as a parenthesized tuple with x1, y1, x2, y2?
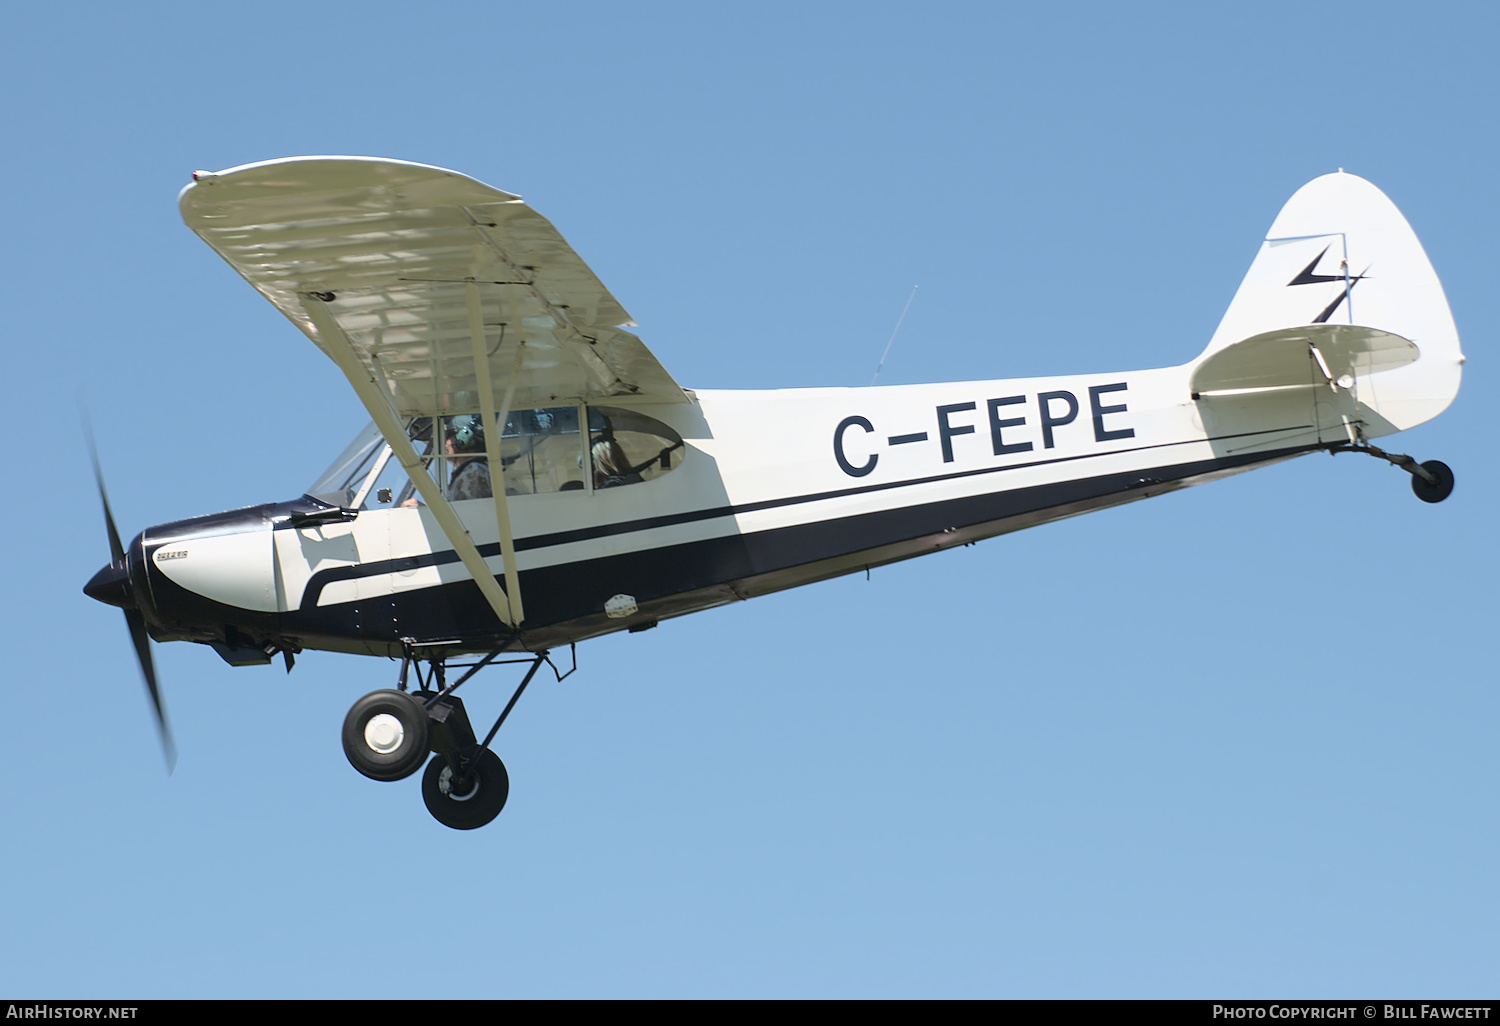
(1191, 324, 1417, 395)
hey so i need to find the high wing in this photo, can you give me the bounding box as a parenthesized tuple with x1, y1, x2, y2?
(181, 156, 691, 630)
(179, 156, 688, 413)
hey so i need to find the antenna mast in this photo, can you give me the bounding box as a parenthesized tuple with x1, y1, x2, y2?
(871, 285, 918, 386)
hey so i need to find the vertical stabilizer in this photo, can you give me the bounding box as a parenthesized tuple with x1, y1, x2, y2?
(1198, 172, 1462, 433)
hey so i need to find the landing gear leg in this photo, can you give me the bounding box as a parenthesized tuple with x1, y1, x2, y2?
(358, 645, 573, 828)
(341, 641, 576, 829)
(1336, 443, 1455, 504)
(416, 653, 548, 830)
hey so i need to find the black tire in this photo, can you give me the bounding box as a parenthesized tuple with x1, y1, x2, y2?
(341, 689, 431, 782)
(422, 749, 509, 830)
(1411, 460, 1455, 504)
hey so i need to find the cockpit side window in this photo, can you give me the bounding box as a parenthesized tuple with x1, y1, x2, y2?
(494, 406, 584, 496)
(587, 407, 683, 490)
(311, 407, 683, 510)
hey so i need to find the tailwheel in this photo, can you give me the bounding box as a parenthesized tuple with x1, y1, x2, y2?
(1411, 460, 1455, 504)
(422, 748, 509, 830)
(342, 689, 431, 781)
(1335, 444, 1456, 505)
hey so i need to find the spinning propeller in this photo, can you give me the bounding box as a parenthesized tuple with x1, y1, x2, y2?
(83, 423, 177, 773)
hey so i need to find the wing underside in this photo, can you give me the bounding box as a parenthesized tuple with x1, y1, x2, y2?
(180, 156, 688, 414)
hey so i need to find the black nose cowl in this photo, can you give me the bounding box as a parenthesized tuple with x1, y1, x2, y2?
(85, 561, 134, 609)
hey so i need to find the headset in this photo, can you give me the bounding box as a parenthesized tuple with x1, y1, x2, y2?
(447, 415, 484, 451)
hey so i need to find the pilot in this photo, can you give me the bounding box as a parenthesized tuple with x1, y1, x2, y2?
(445, 415, 493, 500)
(399, 415, 493, 506)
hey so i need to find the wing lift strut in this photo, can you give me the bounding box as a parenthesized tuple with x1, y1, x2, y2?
(299, 291, 524, 630)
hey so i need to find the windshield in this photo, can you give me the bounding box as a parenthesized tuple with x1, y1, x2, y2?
(306, 422, 385, 506)
(305, 418, 431, 509)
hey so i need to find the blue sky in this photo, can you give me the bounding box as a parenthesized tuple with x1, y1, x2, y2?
(1, 1, 1496, 998)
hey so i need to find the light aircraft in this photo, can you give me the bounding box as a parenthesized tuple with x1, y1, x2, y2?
(84, 158, 1462, 829)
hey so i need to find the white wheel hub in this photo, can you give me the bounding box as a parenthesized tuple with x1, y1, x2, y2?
(438, 765, 479, 801)
(364, 713, 405, 755)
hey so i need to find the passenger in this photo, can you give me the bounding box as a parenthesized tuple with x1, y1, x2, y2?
(592, 436, 642, 489)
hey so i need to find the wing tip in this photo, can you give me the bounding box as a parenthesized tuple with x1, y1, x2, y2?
(179, 156, 522, 210)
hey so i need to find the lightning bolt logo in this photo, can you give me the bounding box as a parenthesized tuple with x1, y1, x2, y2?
(1288, 244, 1370, 323)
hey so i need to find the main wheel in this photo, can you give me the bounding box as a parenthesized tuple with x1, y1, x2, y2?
(342, 689, 431, 781)
(1411, 460, 1455, 503)
(422, 749, 509, 830)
